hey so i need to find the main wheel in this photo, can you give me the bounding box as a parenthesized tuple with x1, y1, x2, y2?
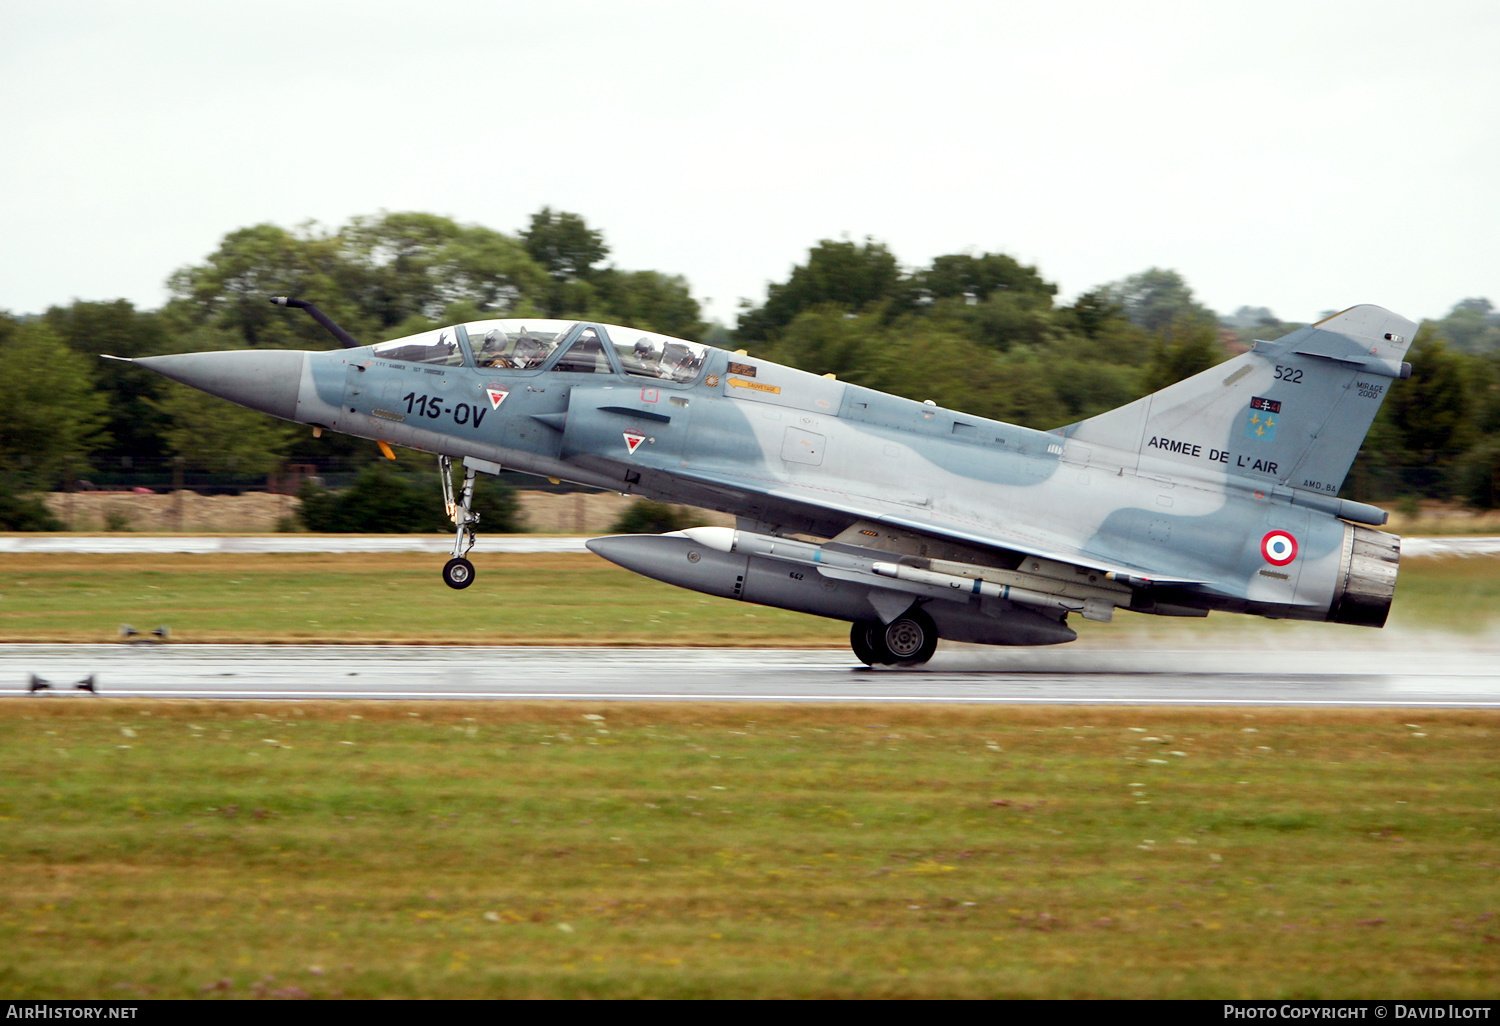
(850, 621, 886, 666)
(442, 556, 475, 590)
(881, 608, 938, 666)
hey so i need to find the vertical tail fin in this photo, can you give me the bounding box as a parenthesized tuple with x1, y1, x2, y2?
(1063, 305, 1415, 506)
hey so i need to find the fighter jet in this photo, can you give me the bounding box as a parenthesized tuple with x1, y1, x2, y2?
(118, 298, 1411, 666)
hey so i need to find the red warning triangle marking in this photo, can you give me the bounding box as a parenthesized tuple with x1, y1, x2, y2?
(623, 430, 646, 455)
(486, 387, 510, 409)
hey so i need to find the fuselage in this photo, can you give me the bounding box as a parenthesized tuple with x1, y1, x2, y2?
(135, 315, 1400, 645)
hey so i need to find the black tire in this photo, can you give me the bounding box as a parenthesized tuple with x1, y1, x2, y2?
(442, 557, 476, 590)
(881, 607, 938, 666)
(850, 621, 885, 666)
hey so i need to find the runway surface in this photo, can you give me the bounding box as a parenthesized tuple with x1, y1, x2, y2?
(0, 535, 1495, 556)
(0, 535, 593, 554)
(6, 643, 1499, 707)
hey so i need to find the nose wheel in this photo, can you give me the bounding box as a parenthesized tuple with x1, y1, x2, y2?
(442, 556, 475, 589)
(439, 455, 484, 589)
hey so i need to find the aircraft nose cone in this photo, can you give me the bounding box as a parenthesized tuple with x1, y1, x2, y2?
(134, 349, 307, 422)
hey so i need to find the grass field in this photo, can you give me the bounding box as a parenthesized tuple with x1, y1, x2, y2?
(2, 551, 1498, 646)
(1, 700, 1496, 999)
(2, 548, 1496, 998)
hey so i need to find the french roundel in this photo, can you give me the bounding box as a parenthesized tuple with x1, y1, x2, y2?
(1261, 530, 1298, 566)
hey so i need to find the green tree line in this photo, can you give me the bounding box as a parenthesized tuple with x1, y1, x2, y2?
(734, 242, 1500, 509)
(2, 210, 1499, 529)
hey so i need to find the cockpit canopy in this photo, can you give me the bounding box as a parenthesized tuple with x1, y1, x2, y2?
(370, 320, 709, 384)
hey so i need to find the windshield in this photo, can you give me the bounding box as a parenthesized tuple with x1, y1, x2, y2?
(371, 327, 466, 367)
(552, 326, 611, 374)
(462, 319, 578, 370)
(416, 318, 710, 381)
(600, 324, 708, 383)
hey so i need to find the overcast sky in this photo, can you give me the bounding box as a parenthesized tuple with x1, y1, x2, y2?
(3, 0, 1498, 329)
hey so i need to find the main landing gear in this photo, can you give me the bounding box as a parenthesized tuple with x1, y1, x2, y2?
(438, 455, 501, 589)
(850, 606, 939, 667)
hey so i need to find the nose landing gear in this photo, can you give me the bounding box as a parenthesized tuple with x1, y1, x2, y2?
(438, 455, 501, 589)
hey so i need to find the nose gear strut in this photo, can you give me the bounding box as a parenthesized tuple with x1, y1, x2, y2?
(438, 455, 500, 589)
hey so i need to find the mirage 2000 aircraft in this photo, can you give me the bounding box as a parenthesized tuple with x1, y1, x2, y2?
(120, 297, 1411, 666)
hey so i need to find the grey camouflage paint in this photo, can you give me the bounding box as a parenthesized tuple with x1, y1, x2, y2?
(131, 305, 1415, 651)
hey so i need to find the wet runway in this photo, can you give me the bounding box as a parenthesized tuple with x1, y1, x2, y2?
(6, 643, 1498, 707)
